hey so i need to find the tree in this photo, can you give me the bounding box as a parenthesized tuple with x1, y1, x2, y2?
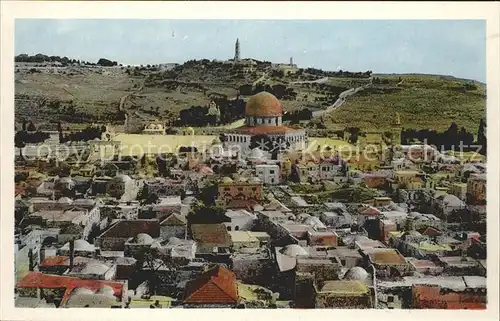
(27, 121, 36, 132)
(137, 186, 159, 205)
(345, 127, 360, 144)
(477, 118, 487, 156)
(199, 181, 218, 206)
(187, 203, 228, 226)
(14, 131, 26, 158)
(57, 121, 65, 143)
(97, 58, 117, 67)
(141, 247, 186, 295)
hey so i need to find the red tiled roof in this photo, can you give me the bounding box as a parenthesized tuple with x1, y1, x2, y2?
(16, 272, 124, 306)
(412, 285, 486, 309)
(100, 219, 160, 238)
(233, 125, 302, 135)
(15, 185, 26, 197)
(184, 265, 238, 305)
(360, 207, 381, 216)
(39, 256, 90, 267)
(197, 165, 214, 175)
(419, 226, 443, 237)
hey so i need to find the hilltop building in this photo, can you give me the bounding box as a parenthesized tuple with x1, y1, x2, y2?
(223, 92, 307, 159)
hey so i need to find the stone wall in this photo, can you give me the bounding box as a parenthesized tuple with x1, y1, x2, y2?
(95, 236, 128, 251)
(315, 293, 372, 308)
(232, 257, 273, 285)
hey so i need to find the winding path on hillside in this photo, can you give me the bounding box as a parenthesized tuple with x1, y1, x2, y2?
(290, 76, 329, 85)
(118, 75, 149, 129)
(312, 80, 372, 118)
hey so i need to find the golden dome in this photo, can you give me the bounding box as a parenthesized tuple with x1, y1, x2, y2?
(245, 92, 283, 117)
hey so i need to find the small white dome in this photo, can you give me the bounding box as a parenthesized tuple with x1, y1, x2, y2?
(248, 176, 262, 184)
(134, 233, 154, 245)
(58, 177, 74, 184)
(250, 148, 264, 159)
(81, 262, 110, 275)
(303, 216, 324, 228)
(62, 239, 95, 252)
(96, 285, 115, 297)
(57, 197, 73, 204)
(221, 177, 233, 184)
(280, 244, 309, 257)
(70, 288, 94, 296)
(114, 174, 132, 183)
(344, 267, 370, 282)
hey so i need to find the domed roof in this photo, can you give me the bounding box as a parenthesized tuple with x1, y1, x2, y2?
(221, 177, 233, 184)
(62, 239, 95, 251)
(80, 262, 110, 275)
(245, 92, 283, 117)
(248, 176, 262, 184)
(250, 148, 264, 159)
(134, 233, 154, 245)
(113, 174, 132, 183)
(280, 244, 309, 257)
(58, 177, 74, 184)
(344, 267, 370, 282)
(182, 196, 197, 205)
(303, 216, 325, 229)
(96, 285, 115, 297)
(57, 197, 73, 204)
(70, 287, 94, 296)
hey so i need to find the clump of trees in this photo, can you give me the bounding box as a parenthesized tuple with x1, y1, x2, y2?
(401, 122, 480, 152)
(176, 97, 245, 127)
(15, 54, 92, 66)
(282, 108, 313, 123)
(14, 121, 50, 157)
(97, 58, 118, 67)
(58, 123, 105, 143)
(302, 68, 372, 78)
(15, 53, 121, 67)
(187, 203, 228, 226)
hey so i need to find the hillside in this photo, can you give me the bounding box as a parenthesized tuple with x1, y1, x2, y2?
(14, 57, 486, 135)
(323, 74, 486, 133)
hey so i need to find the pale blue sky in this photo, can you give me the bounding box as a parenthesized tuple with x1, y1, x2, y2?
(15, 19, 486, 82)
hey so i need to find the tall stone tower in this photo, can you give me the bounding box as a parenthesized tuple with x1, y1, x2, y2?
(391, 112, 402, 146)
(234, 38, 240, 61)
(290, 57, 293, 66)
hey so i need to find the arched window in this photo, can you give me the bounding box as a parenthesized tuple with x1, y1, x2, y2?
(235, 226, 239, 231)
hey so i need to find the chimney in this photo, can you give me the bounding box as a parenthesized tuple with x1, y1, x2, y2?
(69, 239, 75, 271)
(94, 248, 101, 258)
(28, 248, 34, 271)
(39, 247, 46, 263)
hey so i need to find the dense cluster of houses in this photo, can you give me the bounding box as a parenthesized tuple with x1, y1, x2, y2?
(14, 92, 487, 309)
